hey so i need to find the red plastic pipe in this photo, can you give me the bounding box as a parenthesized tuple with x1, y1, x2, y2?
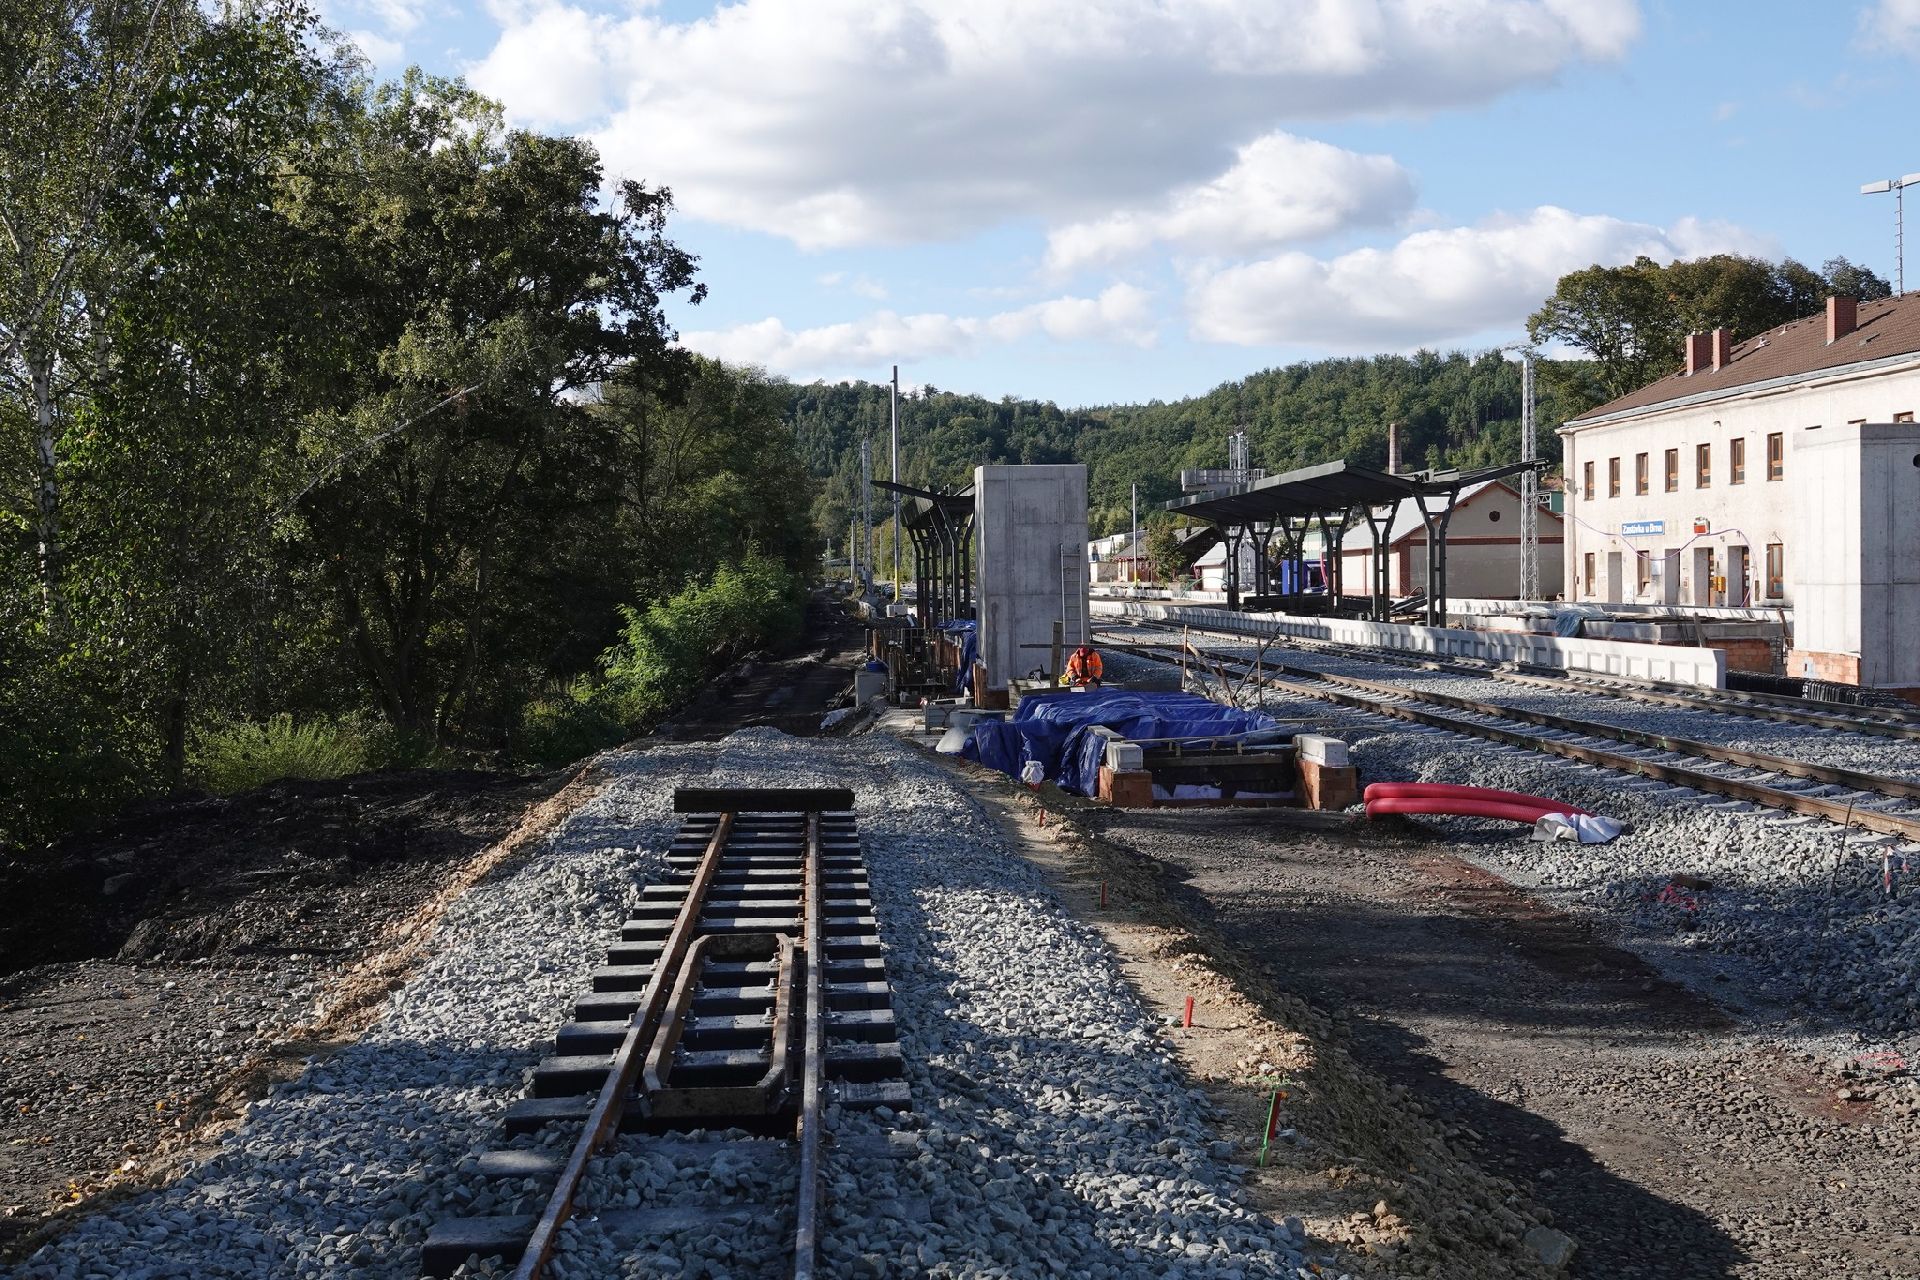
(1364, 781, 1592, 816)
(1363, 796, 1581, 825)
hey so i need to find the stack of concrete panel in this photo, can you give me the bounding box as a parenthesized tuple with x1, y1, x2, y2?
(974, 464, 1088, 693)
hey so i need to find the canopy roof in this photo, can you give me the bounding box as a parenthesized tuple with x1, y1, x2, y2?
(1164, 458, 1538, 527)
(872, 479, 974, 530)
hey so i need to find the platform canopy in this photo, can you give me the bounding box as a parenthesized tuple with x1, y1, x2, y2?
(872, 480, 975, 627)
(1161, 457, 1543, 624)
(1164, 458, 1534, 526)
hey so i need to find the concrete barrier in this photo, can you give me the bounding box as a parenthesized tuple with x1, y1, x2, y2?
(1092, 600, 1728, 689)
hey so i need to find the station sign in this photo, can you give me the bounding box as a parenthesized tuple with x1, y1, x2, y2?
(1621, 520, 1665, 537)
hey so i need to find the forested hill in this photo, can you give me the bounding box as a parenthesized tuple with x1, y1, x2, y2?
(790, 351, 1588, 541)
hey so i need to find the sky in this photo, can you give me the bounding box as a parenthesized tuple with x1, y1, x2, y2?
(322, 0, 1920, 407)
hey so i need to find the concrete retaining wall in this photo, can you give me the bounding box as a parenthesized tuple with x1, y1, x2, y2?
(1092, 600, 1728, 689)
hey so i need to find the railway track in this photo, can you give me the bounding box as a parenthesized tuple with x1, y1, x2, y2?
(1117, 638, 1920, 845)
(422, 787, 907, 1279)
(1099, 613, 1920, 742)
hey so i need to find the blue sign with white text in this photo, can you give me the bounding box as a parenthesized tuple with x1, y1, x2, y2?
(1621, 520, 1665, 537)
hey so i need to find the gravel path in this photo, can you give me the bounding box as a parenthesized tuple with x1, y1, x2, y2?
(1102, 638, 1920, 1049)
(12, 730, 1330, 1280)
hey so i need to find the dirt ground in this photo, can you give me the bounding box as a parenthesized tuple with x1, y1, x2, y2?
(0, 590, 864, 1260)
(1012, 792, 1920, 1280)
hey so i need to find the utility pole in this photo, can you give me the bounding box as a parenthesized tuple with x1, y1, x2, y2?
(859, 435, 873, 594)
(1861, 172, 1920, 296)
(889, 366, 902, 608)
(1519, 351, 1540, 601)
(1131, 483, 1139, 584)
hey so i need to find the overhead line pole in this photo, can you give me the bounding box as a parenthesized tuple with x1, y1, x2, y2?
(1520, 351, 1539, 602)
(889, 366, 902, 608)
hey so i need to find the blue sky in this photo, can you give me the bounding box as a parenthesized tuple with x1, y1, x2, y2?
(327, 0, 1920, 407)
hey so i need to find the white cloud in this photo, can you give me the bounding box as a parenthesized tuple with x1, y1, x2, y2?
(1187, 206, 1771, 350)
(469, 4, 613, 127)
(348, 28, 404, 65)
(817, 271, 890, 301)
(680, 283, 1156, 374)
(1860, 0, 1920, 56)
(469, 0, 1641, 248)
(1044, 132, 1415, 274)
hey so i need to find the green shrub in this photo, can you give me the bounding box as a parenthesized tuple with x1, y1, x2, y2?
(603, 552, 806, 719)
(188, 714, 373, 793)
(516, 679, 634, 767)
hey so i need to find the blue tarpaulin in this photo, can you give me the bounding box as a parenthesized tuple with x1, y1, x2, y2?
(962, 689, 1284, 796)
(938, 620, 978, 693)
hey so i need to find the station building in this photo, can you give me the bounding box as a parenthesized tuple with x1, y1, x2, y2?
(1336, 478, 1564, 600)
(1560, 294, 1920, 690)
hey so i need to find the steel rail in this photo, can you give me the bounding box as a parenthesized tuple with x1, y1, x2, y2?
(1284, 663, 1920, 805)
(791, 811, 825, 1280)
(1121, 641, 1920, 843)
(1102, 617, 1920, 742)
(512, 812, 735, 1280)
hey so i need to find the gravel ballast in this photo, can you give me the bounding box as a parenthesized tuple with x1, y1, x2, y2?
(15, 730, 1329, 1279)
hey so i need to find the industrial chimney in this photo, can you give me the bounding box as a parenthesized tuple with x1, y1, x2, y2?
(1387, 422, 1401, 474)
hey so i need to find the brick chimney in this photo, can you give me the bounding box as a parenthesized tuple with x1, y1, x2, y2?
(1827, 295, 1858, 344)
(1710, 327, 1733, 371)
(1684, 331, 1712, 375)
(1387, 421, 1401, 473)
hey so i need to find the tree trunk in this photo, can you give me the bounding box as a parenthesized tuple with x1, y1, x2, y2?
(29, 350, 61, 613)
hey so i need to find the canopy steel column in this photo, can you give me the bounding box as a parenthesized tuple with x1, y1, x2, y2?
(1251, 524, 1276, 598)
(1316, 511, 1340, 601)
(1225, 525, 1247, 610)
(1413, 489, 1461, 627)
(1362, 499, 1400, 621)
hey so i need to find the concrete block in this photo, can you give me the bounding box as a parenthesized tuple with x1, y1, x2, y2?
(1098, 766, 1156, 808)
(1104, 739, 1145, 772)
(1293, 734, 1349, 767)
(853, 669, 888, 702)
(1091, 600, 1728, 690)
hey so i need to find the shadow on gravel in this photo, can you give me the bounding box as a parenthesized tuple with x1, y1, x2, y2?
(1080, 808, 1752, 1280)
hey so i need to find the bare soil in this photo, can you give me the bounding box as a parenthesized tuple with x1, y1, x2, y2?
(1062, 802, 1920, 1279)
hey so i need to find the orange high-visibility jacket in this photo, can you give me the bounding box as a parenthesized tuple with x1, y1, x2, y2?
(1066, 646, 1103, 682)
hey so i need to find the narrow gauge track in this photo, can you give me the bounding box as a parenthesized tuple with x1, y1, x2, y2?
(422, 787, 908, 1280)
(1100, 612, 1920, 742)
(1115, 638, 1920, 845)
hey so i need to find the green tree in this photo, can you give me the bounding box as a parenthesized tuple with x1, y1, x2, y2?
(285, 73, 706, 742)
(1143, 513, 1193, 584)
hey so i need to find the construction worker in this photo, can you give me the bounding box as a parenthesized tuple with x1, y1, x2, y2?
(1064, 643, 1104, 688)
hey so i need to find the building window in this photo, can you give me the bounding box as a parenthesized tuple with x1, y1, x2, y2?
(1664, 448, 1679, 492)
(1767, 432, 1784, 481)
(1729, 437, 1746, 485)
(1583, 460, 1594, 500)
(1635, 453, 1649, 495)
(1765, 543, 1784, 598)
(1583, 552, 1595, 594)
(1608, 456, 1621, 498)
(1695, 443, 1711, 488)
(1636, 550, 1651, 593)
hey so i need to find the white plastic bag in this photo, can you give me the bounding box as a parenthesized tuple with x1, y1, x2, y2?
(1531, 812, 1624, 844)
(1019, 760, 1045, 787)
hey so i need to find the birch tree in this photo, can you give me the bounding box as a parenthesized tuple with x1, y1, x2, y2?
(0, 0, 194, 611)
